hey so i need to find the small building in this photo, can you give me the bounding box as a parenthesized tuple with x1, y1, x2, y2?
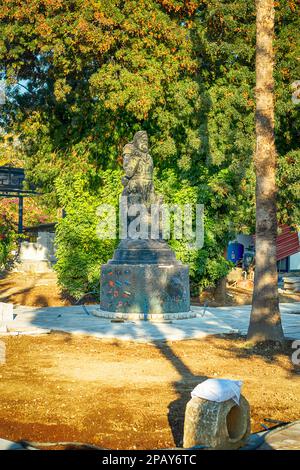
(228, 225, 300, 273)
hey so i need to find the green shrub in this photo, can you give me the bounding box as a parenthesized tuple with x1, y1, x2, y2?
(55, 168, 232, 299)
(54, 169, 122, 299)
(0, 224, 18, 270)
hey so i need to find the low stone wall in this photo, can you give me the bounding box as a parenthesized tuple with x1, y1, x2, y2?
(14, 231, 56, 274)
(0, 302, 13, 325)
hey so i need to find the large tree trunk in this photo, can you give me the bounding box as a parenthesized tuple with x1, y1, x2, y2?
(247, 0, 284, 342)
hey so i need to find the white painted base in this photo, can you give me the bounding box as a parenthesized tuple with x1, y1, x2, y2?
(92, 308, 196, 321)
(0, 302, 13, 324)
(13, 260, 53, 274)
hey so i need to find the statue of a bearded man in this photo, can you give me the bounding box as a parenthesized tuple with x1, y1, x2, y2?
(122, 131, 155, 206)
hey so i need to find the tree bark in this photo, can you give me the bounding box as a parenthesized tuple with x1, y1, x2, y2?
(247, 0, 284, 342)
(213, 276, 227, 305)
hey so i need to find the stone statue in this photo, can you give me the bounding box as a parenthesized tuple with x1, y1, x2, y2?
(99, 130, 191, 319)
(121, 130, 155, 206)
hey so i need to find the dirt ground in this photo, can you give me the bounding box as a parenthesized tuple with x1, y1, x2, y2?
(1, 271, 300, 308)
(0, 271, 71, 307)
(0, 333, 299, 450)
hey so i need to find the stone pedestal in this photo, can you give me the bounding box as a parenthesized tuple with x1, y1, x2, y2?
(183, 396, 250, 450)
(100, 239, 191, 320)
(99, 130, 192, 321)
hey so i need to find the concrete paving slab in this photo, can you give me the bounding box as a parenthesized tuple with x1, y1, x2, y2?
(0, 438, 27, 450)
(0, 303, 299, 343)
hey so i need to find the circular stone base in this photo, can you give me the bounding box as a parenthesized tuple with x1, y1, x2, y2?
(92, 308, 196, 321)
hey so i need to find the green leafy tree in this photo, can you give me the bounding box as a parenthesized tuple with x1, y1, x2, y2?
(0, 0, 299, 297)
(193, 0, 300, 232)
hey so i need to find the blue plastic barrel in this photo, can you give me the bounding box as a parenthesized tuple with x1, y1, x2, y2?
(227, 242, 244, 264)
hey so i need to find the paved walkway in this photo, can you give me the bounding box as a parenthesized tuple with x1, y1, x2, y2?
(0, 438, 30, 450)
(1, 303, 299, 342)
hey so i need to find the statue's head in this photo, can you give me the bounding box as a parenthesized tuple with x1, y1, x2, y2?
(123, 143, 133, 156)
(122, 143, 133, 168)
(133, 131, 148, 153)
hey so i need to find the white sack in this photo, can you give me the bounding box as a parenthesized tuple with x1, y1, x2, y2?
(191, 379, 243, 405)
